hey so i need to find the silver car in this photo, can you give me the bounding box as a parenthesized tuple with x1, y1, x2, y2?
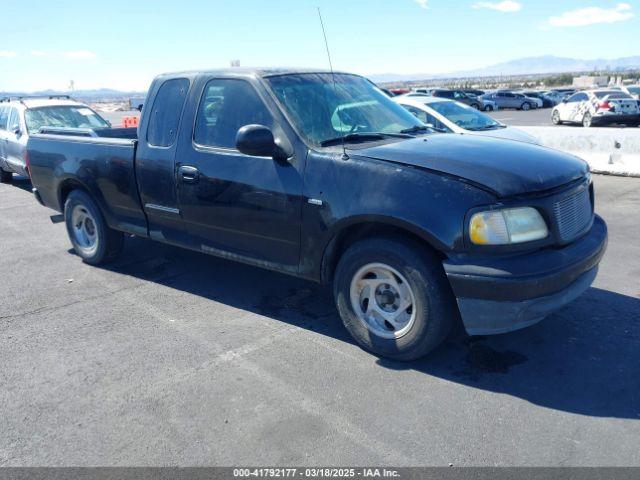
(482, 91, 539, 111)
(395, 95, 539, 144)
(0, 96, 110, 183)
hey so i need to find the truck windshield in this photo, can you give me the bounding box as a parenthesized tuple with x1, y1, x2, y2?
(25, 106, 110, 133)
(266, 73, 425, 147)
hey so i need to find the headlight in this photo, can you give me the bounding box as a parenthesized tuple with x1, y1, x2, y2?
(469, 207, 548, 245)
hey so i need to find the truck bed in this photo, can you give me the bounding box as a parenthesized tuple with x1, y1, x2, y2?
(28, 132, 148, 237)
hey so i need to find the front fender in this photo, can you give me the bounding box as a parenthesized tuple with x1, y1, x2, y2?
(298, 150, 496, 281)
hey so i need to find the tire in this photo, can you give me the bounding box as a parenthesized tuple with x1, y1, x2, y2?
(521, 102, 531, 111)
(0, 169, 12, 184)
(484, 105, 494, 112)
(582, 113, 593, 128)
(64, 190, 123, 265)
(333, 236, 457, 361)
(471, 103, 480, 110)
(551, 110, 562, 125)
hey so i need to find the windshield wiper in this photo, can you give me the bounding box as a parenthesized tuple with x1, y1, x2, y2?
(319, 132, 412, 147)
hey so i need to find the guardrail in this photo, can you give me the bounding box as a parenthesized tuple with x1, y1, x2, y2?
(519, 126, 640, 177)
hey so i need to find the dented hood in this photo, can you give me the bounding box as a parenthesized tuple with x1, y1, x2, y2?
(353, 134, 588, 197)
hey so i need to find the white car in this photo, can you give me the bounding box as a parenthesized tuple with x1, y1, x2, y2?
(551, 90, 640, 128)
(394, 95, 539, 144)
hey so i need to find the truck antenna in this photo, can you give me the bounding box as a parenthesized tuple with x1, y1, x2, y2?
(317, 7, 348, 160)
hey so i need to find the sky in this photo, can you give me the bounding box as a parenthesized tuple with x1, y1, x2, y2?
(0, 0, 638, 92)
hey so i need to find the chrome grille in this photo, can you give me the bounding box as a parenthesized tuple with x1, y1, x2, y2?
(553, 187, 593, 242)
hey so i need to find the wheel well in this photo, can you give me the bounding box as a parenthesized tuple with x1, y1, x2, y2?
(321, 222, 443, 284)
(58, 179, 90, 211)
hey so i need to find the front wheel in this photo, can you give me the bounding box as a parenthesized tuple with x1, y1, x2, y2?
(333, 237, 457, 361)
(0, 169, 12, 184)
(521, 102, 531, 111)
(582, 113, 593, 128)
(484, 105, 494, 112)
(551, 110, 562, 125)
(64, 190, 124, 265)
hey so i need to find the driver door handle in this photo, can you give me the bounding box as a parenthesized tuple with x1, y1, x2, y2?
(178, 165, 199, 183)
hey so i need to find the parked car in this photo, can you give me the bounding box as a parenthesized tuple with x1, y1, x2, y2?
(550, 88, 576, 98)
(551, 89, 640, 127)
(462, 89, 485, 97)
(617, 85, 640, 100)
(540, 91, 566, 106)
(430, 89, 484, 110)
(0, 96, 113, 183)
(482, 97, 498, 112)
(521, 91, 555, 108)
(27, 69, 606, 361)
(482, 91, 538, 110)
(395, 95, 538, 144)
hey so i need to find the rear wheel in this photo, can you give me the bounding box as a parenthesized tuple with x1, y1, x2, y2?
(582, 113, 593, 128)
(521, 102, 531, 111)
(0, 169, 12, 184)
(64, 190, 123, 265)
(471, 103, 480, 110)
(484, 105, 494, 112)
(333, 237, 457, 361)
(551, 110, 563, 125)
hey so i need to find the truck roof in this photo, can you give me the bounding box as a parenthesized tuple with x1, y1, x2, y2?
(154, 68, 350, 81)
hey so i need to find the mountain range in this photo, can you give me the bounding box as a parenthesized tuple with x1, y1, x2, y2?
(369, 55, 640, 83)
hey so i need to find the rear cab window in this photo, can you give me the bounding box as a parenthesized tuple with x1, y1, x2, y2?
(147, 78, 190, 147)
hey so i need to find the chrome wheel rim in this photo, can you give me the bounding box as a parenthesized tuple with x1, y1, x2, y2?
(523, 103, 530, 111)
(349, 263, 417, 339)
(71, 205, 98, 256)
(552, 111, 560, 123)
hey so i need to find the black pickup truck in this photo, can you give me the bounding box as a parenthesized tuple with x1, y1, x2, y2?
(27, 69, 607, 360)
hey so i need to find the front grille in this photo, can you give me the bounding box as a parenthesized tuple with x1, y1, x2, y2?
(553, 186, 593, 243)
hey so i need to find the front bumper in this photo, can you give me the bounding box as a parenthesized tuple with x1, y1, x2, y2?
(443, 215, 607, 335)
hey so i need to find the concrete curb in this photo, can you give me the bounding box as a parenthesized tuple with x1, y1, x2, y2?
(519, 126, 640, 178)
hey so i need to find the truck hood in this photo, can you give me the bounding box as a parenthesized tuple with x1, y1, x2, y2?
(352, 134, 588, 197)
(466, 126, 540, 145)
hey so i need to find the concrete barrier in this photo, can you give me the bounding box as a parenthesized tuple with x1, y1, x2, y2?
(518, 126, 640, 177)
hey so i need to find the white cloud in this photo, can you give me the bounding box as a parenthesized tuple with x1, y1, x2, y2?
(547, 3, 634, 27)
(63, 50, 97, 59)
(413, 0, 429, 9)
(30, 50, 46, 56)
(473, 1, 522, 12)
(0, 50, 17, 58)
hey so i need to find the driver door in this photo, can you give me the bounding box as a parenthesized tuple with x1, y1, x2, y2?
(176, 78, 303, 268)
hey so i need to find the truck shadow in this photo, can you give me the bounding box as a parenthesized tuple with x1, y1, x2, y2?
(99, 235, 640, 420)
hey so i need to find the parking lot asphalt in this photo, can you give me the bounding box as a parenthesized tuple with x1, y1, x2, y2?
(487, 107, 554, 126)
(1, 174, 639, 466)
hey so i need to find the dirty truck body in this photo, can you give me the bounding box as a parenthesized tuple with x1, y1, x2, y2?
(27, 69, 607, 360)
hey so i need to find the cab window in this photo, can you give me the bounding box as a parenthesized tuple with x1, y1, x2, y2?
(147, 78, 189, 147)
(194, 79, 273, 149)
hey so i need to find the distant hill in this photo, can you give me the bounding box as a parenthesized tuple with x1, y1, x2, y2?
(369, 55, 640, 83)
(0, 88, 146, 102)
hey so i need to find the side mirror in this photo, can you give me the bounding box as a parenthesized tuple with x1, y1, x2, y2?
(12, 126, 21, 136)
(562, 99, 568, 103)
(236, 124, 291, 162)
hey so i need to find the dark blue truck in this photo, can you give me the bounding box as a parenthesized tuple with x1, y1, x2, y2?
(27, 69, 607, 360)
